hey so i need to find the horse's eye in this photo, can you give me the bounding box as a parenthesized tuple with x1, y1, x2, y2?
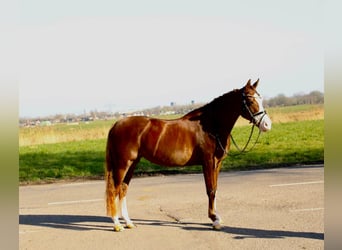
(247, 98, 254, 105)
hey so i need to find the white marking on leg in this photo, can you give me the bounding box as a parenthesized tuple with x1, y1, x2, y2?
(113, 215, 124, 232)
(213, 219, 222, 230)
(212, 192, 223, 229)
(121, 197, 134, 228)
(112, 196, 124, 232)
(113, 215, 120, 225)
(213, 195, 221, 221)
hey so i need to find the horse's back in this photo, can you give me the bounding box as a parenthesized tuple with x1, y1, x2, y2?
(111, 116, 149, 131)
(107, 116, 151, 159)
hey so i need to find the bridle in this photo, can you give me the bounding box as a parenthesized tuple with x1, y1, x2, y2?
(217, 91, 268, 155)
(241, 92, 268, 127)
(214, 91, 267, 155)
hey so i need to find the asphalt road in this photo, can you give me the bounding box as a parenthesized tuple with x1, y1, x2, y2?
(19, 165, 324, 250)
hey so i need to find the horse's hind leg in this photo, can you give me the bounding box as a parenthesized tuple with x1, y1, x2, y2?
(111, 158, 140, 231)
(111, 167, 127, 232)
(120, 185, 134, 229)
(120, 158, 140, 229)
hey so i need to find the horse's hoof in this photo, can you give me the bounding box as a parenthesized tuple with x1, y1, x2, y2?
(126, 223, 135, 229)
(114, 224, 125, 232)
(213, 220, 222, 230)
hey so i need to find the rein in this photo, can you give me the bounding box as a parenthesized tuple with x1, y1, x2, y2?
(230, 125, 261, 154)
(214, 124, 261, 156)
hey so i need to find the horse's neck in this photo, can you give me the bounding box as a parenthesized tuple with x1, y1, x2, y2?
(213, 107, 240, 140)
(200, 92, 241, 139)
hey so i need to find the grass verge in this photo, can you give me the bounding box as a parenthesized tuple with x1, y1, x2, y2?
(19, 119, 324, 184)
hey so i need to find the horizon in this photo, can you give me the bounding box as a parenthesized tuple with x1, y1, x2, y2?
(19, 88, 324, 119)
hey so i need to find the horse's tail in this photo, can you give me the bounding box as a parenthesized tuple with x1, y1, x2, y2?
(105, 129, 117, 218)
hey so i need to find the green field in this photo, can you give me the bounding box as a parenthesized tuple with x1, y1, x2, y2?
(19, 105, 324, 184)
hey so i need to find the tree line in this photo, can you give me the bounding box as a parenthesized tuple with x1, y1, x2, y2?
(263, 90, 324, 107)
(19, 90, 323, 126)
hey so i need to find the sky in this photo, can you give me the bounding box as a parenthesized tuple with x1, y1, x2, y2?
(18, 0, 323, 118)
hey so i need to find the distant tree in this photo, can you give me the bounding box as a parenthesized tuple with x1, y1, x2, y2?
(267, 94, 288, 106)
(264, 90, 324, 107)
(308, 90, 324, 104)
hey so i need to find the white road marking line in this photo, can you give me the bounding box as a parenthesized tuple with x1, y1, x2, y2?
(19, 230, 41, 234)
(61, 182, 102, 187)
(269, 180, 323, 187)
(48, 198, 103, 206)
(290, 207, 324, 212)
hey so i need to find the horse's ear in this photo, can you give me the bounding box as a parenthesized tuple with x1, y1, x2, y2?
(245, 79, 252, 87)
(253, 78, 259, 89)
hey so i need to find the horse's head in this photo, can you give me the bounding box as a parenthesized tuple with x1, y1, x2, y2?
(240, 79, 272, 132)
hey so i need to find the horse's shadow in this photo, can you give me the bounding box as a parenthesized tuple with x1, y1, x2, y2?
(182, 223, 324, 240)
(19, 214, 323, 240)
(19, 214, 114, 232)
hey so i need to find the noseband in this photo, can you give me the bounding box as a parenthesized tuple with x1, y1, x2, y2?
(242, 92, 267, 127)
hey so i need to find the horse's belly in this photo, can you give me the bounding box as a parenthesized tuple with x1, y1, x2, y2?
(142, 136, 197, 166)
(140, 119, 199, 166)
(144, 147, 194, 166)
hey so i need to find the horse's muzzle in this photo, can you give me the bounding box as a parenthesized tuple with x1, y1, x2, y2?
(258, 114, 272, 132)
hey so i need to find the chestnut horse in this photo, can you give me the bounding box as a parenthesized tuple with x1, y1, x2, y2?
(105, 79, 272, 231)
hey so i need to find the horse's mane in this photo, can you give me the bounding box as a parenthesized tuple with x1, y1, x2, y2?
(182, 89, 240, 121)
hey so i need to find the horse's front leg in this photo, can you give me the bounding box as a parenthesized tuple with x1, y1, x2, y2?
(207, 189, 222, 230)
(203, 160, 223, 230)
